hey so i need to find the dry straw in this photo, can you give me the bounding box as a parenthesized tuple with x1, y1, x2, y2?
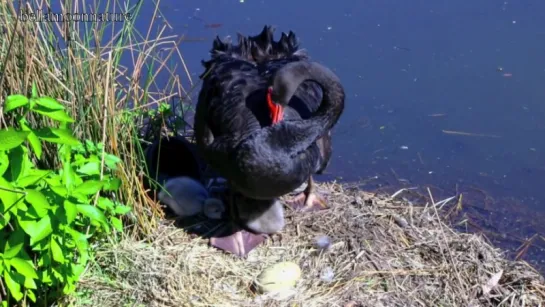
(68, 183, 545, 307)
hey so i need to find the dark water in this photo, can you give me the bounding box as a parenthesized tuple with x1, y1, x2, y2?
(40, 0, 545, 270)
(143, 0, 545, 269)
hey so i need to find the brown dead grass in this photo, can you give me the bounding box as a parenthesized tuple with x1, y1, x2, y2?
(67, 183, 545, 307)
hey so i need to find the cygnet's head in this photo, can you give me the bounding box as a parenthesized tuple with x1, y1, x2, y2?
(237, 198, 285, 234)
(203, 198, 225, 220)
(158, 176, 209, 217)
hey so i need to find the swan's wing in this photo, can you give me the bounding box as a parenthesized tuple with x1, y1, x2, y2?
(194, 82, 216, 158)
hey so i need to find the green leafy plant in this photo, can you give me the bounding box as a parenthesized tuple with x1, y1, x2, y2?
(0, 84, 131, 305)
(138, 100, 193, 141)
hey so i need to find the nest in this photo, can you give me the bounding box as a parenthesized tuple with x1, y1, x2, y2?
(69, 183, 545, 307)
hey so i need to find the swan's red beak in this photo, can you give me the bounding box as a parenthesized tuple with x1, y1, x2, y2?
(267, 87, 284, 124)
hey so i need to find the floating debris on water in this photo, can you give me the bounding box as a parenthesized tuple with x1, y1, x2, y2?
(442, 130, 501, 138)
(428, 113, 446, 117)
(204, 23, 223, 29)
(393, 46, 411, 51)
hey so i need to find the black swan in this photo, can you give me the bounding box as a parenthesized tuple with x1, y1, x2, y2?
(194, 26, 345, 256)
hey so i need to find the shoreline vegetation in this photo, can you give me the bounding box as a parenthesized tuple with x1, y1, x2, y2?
(1, 1, 544, 306)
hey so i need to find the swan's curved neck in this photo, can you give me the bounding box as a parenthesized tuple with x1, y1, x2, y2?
(270, 61, 345, 131)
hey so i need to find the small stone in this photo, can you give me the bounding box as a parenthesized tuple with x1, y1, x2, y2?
(320, 267, 334, 282)
(315, 235, 332, 251)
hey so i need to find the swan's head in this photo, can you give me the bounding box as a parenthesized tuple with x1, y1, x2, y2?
(267, 61, 307, 124)
(266, 86, 285, 124)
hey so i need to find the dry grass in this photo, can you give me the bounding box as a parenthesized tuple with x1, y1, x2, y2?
(0, 0, 197, 235)
(67, 183, 545, 307)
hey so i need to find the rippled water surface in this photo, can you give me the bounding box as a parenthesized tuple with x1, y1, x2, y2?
(45, 0, 545, 271)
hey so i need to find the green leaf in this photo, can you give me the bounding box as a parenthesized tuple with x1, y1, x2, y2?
(44, 175, 61, 187)
(103, 177, 122, 191)
(64, 200, 77, 224)
(16, 169, 51, 188)
(15, 201, 28, 213)
(61, 145, 77, 189)
(68, 228, 89, 263)
(34, 127, 80, 146)
(24, 276, 37, 290)
(31, 104, 74, 123)
(50, 238, 65, 263)
(49, 185, 68, 197)
(25, 189, 52, 218)
(0, 129, 29, 151)
(76, 205, 108, 226)
(35, 96, 65, 110)
(17, 215, 35, 237)
(4, 95, 29, 112)
(0, 212, 10, 230)
(40, 269, 52, 284)
(63, 282, 76, 295)
(110, 216, 123, 232)
(84, 139, 97, 152)
(72, 153, 87, 164)
(0, 151, 8, 177)
(3, 270, 23, 301)
(52, 267, 65, 282)
(26, 288, 37, 302)
(4, 229, 25, 259)
(0, 177, 19, 210)
(29, 215, 53, 245)
(10, 257, 38, 279)
(31, 82, 38, 98)
(37, 251, 51, 267)
(104, 154, 121, 170)
(71, 264, 85, 279)
(114, 204, 132, 215)
(71, 192, 88, 204)
(7, 145, 28, 183)
(74, 180, 104, 195)
(76, 161, 100, 175)
(97, 197, 114, 211)
(20, 121, 42, 159)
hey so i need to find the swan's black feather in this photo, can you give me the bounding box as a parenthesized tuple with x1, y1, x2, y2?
(194, 25, 344, 199)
